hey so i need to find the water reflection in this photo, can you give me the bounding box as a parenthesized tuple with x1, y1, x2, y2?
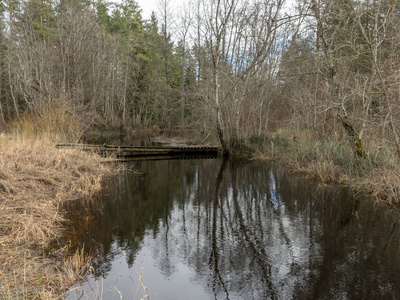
(67, 158, 400, 300)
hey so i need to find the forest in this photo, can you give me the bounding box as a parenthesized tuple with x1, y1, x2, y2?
(1, 0, 400, 191)
(2, 0, 400, 297)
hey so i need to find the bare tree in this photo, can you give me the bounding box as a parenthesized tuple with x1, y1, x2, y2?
(200, 0, 288, 152)
(308, 0, 368, 157)
(176, 3, 193, 132)
(203, 0, 237, 153)
(158, 0, 174, 135)
(355, 0, 400, 158)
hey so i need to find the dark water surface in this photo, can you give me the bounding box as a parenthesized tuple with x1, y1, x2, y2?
(67, 158, 400, 300)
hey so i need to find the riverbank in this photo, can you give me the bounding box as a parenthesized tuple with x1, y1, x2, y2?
(1, 126, 396, 298)
(249, 129, 400, 207)
(0, 135, 113, 298)
(98, 128, 400, 207)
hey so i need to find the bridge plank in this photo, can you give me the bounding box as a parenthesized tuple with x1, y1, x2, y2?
(56, 143, 220, 154)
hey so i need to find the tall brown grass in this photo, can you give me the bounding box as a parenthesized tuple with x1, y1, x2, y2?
(11, 99, 84, 143)
(0, 107, 113, 298)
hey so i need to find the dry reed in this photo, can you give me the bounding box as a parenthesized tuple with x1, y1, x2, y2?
(11, 100, 85, 143)
(0, 134, 112, 298)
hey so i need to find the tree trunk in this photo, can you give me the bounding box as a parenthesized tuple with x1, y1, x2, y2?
(329, 73, 366, 158)
(181, 44, 186, 134)
(231, 96, 240, 150)
(213, 58, 228, 155)
(165, 56, 171, 136)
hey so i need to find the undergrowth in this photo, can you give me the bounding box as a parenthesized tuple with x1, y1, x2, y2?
(249, 128, 400, 206)
(11, 99, 84, 143)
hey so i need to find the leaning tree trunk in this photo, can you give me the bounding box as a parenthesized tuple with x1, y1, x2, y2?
(329, 72, 367, 158)
(339, 104, 367, 158)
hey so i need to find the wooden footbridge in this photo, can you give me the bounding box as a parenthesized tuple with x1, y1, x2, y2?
(56, 143, 220, 161)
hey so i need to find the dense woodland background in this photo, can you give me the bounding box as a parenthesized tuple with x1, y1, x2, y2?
(0, 0, 400, 155)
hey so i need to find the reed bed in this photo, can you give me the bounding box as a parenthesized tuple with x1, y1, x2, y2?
(0, 135, 112, 298)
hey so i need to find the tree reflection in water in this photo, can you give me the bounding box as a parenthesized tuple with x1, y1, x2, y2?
(66, 158, 400, 300)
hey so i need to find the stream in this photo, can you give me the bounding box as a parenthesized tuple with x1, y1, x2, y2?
(66, 158, 400, 300)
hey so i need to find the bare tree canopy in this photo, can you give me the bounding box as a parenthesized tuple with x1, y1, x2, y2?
(0, 0, 400, 157)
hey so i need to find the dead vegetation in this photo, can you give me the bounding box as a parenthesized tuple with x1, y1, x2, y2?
(252, 128, 400, 207)
(0, 135, 112, 298)
(356, 169, 400, 207)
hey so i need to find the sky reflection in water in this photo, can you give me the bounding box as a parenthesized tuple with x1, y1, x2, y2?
(67, 158, 400, 300)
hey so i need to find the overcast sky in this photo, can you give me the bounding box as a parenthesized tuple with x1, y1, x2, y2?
(136, 0, 158, 19)
(135, 0, 297, 22)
